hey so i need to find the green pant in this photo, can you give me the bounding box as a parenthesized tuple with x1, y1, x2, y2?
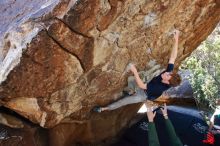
(148, 119, 183, 146)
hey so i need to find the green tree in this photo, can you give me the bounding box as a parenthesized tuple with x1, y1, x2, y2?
(181, 27, 220, 110)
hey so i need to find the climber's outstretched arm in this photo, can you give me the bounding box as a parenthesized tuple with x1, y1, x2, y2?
(130, 64, 147, 90)
(169, 30, 179, 64)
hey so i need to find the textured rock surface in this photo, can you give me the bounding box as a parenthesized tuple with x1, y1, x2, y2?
(0, 107, 48, 146)
(0, 0, 77, 83)
(0, 112, 24, 129)
(0, 0, 220, 145)
(0, 123, 48, 146)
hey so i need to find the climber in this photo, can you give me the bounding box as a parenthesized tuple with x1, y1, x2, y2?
(93, 30, 181, 113)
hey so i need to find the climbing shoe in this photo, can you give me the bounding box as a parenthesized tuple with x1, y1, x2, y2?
(93, 106, 102, 113)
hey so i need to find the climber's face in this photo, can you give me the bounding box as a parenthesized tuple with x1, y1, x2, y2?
(161, 72, 172, 82)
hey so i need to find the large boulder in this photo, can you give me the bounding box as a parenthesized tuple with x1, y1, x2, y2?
(0, 0, 220, 145)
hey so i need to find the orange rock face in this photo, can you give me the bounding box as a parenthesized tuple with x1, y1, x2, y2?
(0, 0, 220, 145)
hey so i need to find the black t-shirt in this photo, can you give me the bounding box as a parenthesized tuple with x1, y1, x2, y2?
(145, 63, 174, 100)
